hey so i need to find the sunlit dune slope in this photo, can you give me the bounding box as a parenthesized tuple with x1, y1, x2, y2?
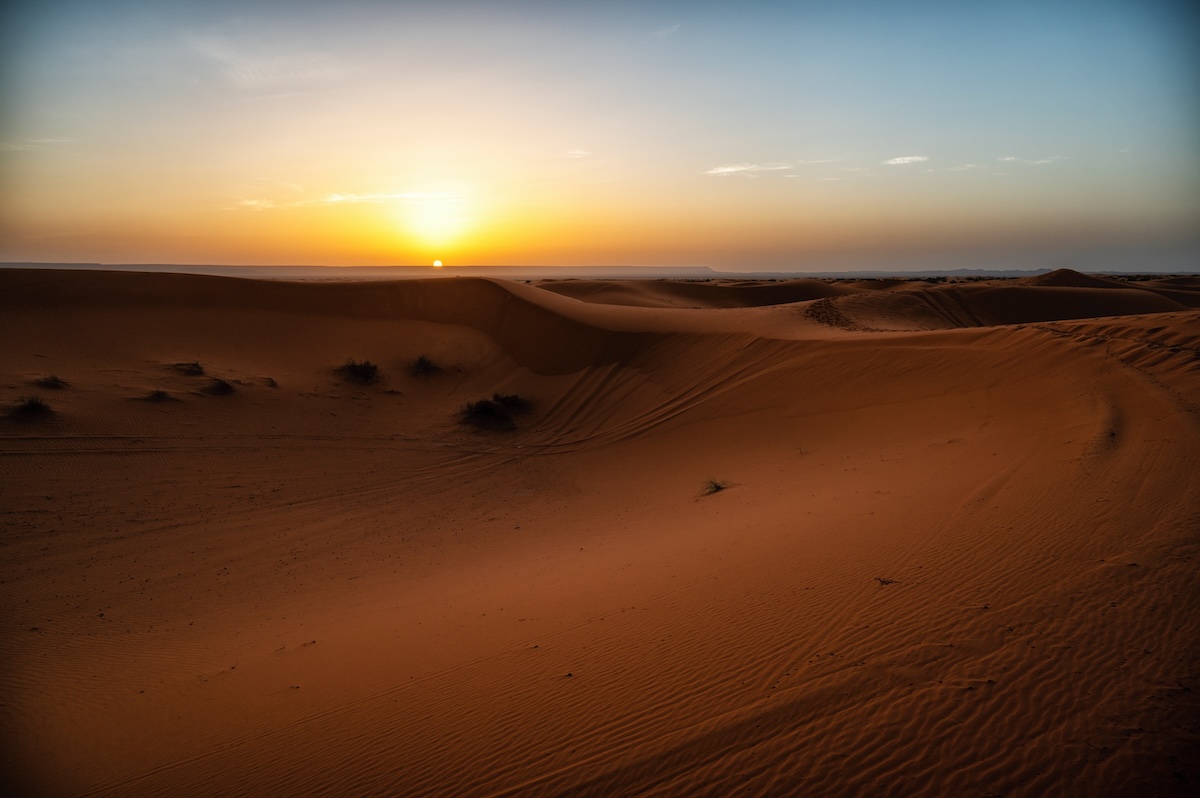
(536, 268, 1199, 332)
(1, 268, 1198, 797)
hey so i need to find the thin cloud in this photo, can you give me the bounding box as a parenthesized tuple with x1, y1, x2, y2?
(704, 162, 792, 177)
(997, 155, 1065, 165)
(705, 159, 839, 176)
(228, 198, 277, 211)
(947, 163, 980, 171)
(565, 148, 593, 159)
(651, 23, 681, 38)
(883, 156, 929, 165)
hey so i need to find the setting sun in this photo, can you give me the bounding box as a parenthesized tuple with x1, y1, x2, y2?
(432, 260, 442, 268)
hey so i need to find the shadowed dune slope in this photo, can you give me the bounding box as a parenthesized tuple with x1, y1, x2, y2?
(0, 268, 649, 376)
(536, 278, 854, 308)
(1, 268, 1198, 797)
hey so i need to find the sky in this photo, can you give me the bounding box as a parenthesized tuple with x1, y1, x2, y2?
(1, 0, 1197, 271)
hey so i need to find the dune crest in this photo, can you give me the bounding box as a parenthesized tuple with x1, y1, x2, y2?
(2, 268, 1198, 796)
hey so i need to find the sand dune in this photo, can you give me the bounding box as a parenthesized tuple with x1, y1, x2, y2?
(1, 268, 1198, 796)
(536, 278, 854, 308)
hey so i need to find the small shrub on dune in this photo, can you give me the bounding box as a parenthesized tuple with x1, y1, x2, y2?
(462, 399, 516, 431)
(460, 393, 533, 431)
(411, 355, 442, 377)
(701, 478, 728, 496)
(337, 358, 380, 385)
(10, 396, 52, 419)
(202, 378, 235, 396)
(141, 390, 177, 403)
(34, 375, 69, 390)
(172, 361, 205, 376)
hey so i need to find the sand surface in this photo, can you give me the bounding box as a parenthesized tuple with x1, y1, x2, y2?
(2, 268, 1198, 796)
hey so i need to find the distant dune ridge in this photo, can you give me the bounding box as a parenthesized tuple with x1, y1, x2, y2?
(1, 267, 1198, 796)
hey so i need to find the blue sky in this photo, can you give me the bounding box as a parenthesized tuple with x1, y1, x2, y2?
(1, 0, 1196, 269)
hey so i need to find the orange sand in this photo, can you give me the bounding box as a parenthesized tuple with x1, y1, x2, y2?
(1, 268, 1198, 796)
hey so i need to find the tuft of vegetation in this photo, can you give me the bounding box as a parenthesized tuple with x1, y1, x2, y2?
(462, 399, 516, 431)
(202, 378, 235, 396)
(411, 355, 442, 377)
(172, 361, 205, 376)
(701, 478, 729, 496)
(10, 395, 52, 418)
(141, 390, 177, 403)
(336, 358, 380, 385)
(34, 375, 69, 390)
(460, 393, 532, 431)
(265, 377, 279, 388)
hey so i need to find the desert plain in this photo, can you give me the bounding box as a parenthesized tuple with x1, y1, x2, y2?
(1, 266, 1198, 796)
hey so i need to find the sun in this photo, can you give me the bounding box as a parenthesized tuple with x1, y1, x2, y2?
(432, 260, 443, 268)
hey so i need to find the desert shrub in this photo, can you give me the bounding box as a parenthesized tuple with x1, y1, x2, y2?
(202, 378, 235, 395)
(142, 390, 176, 403)
(462, 399, 516, 431)
(701, 478, 728, 496)
(337, 358, 380, 384)
(34, 375, 69, 389)
(11, 396, 52, 418)
(172, 361, 205, 376)
(411, 355, 442, 377)
(461, 393, 534, 431)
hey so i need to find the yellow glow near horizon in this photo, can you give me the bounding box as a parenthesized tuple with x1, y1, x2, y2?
(432, 259, 443, 268)
(399, 195, 469, 251)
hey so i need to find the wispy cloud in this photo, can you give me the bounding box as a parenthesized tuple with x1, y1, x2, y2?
(704, 162, 792, 177)
(651, 23, 681, 38)
(997, 155, 1065, 165)
(947, 163, 979, 171)
(230, 198, 277, 211)
(565, 148, 593, 159)
(882, 156, 929, 165)
(703, 158, 842, 177)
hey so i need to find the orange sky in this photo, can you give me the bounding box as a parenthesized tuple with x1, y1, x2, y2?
(1, 1, 1197, 270)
